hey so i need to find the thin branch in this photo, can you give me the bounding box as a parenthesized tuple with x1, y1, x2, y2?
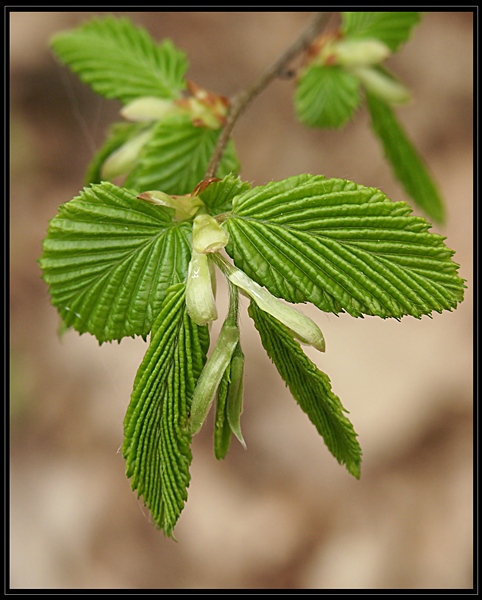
(204, 12, 333, 179)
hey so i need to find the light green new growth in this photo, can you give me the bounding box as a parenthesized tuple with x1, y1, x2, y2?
(40, 13, 466, 537)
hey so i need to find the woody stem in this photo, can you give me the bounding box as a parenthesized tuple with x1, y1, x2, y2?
(204, 12, 333, 179)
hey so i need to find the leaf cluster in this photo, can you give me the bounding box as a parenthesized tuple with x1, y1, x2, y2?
(294, 11, 445, 224)
(40, 14, 465, 536)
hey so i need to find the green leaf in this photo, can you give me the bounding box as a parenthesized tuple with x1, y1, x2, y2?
(248, 301, 361, 478)
(39, 182, 191, 343)
(123, 283, 209, 536)
(125, 115, 240, 195)
(198, 174, 251, 215)
(51, 16, 188, 104)
(190, 318, 240, 435)
(214, 343, 246, 459)
(84, 121, 150, 185)
(341, 12, 422, 52)
(366, 90, 446, 224)
(223, 175, 465, 319)
(294, 65, 361, 129)
(213, 365, 233, 460)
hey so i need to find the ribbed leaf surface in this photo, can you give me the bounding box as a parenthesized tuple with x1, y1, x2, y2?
(366, 90, 446, 224)
(341, 12, 422, 52)
(249, 301, 361, 478)
(224, 175, 465, 318)
(40, 182, 191, 343)
(199, 174, 251, 215)
(125, 115, 240, 195)
(51, 16, 188, 103)
(294, 65, 361, 129)
(123, 284, 209, 536)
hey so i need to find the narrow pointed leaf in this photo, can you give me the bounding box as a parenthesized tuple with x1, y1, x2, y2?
(366, 90, 446, 224)
(39, 182, 191, 343)
(123, 284, 209, 536)
(294, 65, 361, 129)
(214, 366, 233, 460)
(190, 319, 240, 435)
(224, 175, 465, 319)
(226, 346, 246, 449)
(249, 301, 361, 478)
(125, 115, 240, 195)
(341, 12, 422, 52)
(51, 16, 188, 104)
(214, 343, 246, 460)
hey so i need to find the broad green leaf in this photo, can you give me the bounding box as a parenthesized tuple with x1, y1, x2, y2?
(124, 115, 240, 195)
(198, 174, 251, 215)
(366, 90, 446, 224)
(341, 12, 422, 52)
(51, 16, 188, 104)
(39, 182, 191, 343)
(123, 284, 209, 536)
(248, 301, 361, 478)
(84, 121, 150, 185)
(224, 175, 465, 319)
(294, 65, 361, 129)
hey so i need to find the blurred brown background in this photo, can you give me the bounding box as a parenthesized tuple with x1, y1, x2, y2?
(9, 11, 474, 590)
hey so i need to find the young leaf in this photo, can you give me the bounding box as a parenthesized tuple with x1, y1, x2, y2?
(214, 343, 246, 460)
(123, 284, 209, 536)
(341, 12, 422, 52)
(228, 267, 325, 353)
(294, 65, 361, 129)
(353, 66, 411, 106)
(84, 122, 150, 185)
(213, 364, 233, 460)
(248, 301, 361, 478)
(365, 90, 446, 224)
(198, 174, 251, 215)
(190, 318, 240, 435)
(223, 175, 465, 319)
(124, 115, 240, 195)
(51, 16, 188, 104)
(39, 182, 191, 343)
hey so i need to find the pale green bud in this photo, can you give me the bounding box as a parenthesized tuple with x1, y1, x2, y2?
(120, 97, 181, 122)
(331, 39, 391, 67)
(186, 249, 218, 326)
(352, 66, 411, 105)
(101, 129, 152, 179)
(228, 269, 325, 352)
(137, 190, 205, 221)
(192, 214, 229, 254)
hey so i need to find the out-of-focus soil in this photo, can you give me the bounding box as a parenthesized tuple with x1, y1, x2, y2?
(9, 11, 474, 590)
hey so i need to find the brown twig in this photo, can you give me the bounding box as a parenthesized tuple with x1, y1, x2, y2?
(204, 12, 333, 180)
